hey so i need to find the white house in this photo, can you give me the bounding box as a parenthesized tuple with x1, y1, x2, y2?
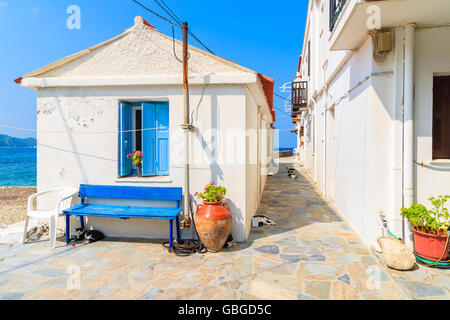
(292, 0, 450, 249)
(16, 16, 276, 242)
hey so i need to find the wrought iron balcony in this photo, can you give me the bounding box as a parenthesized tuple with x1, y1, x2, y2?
(291, 81, 308, 117)
(330, 0, 347, 31)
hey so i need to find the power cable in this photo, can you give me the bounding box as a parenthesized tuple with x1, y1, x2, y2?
(153, 0, 182, 26)
(274, 92, 292, 102)
(132, 0, 175, 25)
(159, 0, 183, 25)
(150, 0, 215, 55)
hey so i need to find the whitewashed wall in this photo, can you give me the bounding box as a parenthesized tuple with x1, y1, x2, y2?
(36, 84, 270, 242)
(299, 0, 450, 249)
(414, 27, 450, 205)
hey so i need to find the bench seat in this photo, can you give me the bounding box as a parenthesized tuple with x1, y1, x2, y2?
(64, 204, 182, 220)
(63, 184, 183, 249)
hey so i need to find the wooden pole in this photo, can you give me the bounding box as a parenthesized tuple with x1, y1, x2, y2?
(182, 22, 191, 228)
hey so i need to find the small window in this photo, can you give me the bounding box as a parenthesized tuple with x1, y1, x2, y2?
(118, 102, 170, 177)
(433, 76, 450, 159)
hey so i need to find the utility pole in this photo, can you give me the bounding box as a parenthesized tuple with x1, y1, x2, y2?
(182, 22, 193, 229)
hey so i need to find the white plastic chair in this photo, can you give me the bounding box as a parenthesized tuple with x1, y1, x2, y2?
(23, 187, 78, 248)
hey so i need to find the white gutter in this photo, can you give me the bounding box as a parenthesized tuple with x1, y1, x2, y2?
(402, 24, 415, 246)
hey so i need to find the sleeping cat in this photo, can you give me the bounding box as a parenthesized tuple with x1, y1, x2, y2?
(252, 215, 277, 228)
(71, 228, 105, 244)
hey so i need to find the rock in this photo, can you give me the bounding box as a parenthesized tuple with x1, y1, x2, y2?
(377, 237, 416, 271)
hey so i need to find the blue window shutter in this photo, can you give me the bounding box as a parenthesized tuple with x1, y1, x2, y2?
(156, 102, 169, 175)
(118, 103, 132, 177)
(142, 103, 156, 177)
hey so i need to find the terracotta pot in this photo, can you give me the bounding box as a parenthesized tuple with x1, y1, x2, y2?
(195, 201, 232, 253)
(413, 227, 449, 260)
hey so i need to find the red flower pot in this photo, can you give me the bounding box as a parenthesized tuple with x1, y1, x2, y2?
(413, 227, 449, 261)
(195, 201, 232, 253)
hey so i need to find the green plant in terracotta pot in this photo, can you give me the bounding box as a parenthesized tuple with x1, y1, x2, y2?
(194, 182, 232, 253)
(195, 182, 227, 204)
(401, 195, 450, 261)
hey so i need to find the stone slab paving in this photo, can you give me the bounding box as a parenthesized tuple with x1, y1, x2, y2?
(374, 252, 450, 300)
(0, 158, 447, 300)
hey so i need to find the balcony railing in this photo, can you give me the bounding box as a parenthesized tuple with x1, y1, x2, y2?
(330, 0, 347, 31)
(291, 81, 308, 117)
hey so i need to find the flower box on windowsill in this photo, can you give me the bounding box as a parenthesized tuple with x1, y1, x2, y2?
(115, 176, 172, 184)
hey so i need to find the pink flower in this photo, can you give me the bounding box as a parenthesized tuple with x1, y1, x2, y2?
(210, 181, 215, 186)
(204, 188, 208, 192)
(138, 152, 143, 157)
(127, 153, 132, 158)
(218, 191, 222, 195)
(194, 192, 198, 197)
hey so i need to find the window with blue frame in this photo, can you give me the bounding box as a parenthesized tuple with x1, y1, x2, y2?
(118, 101, 169, 177)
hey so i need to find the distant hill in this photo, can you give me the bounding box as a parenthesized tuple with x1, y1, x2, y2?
(0, 134, 36, 148)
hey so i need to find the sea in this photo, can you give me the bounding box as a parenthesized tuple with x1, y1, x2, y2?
(0, 148, 37, 187)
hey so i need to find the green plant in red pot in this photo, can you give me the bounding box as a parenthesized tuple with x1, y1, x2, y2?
(194, 182, 232, 253)
(401, 195, 450, 261)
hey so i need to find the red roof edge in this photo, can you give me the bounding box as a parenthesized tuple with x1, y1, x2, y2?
(297, 55, 302, 73)
(142, 19, 157, 30)
(14, 77, 23, 84)
(257, 73, 275, 123)
(294, 55, 302, 80)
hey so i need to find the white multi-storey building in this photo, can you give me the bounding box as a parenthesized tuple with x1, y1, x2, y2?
(292, 0, 450, 248)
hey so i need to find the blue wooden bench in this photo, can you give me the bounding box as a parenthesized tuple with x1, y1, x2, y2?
(63, 184, 182, 249)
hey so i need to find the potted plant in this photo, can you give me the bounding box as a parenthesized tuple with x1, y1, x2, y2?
(128, 151, 143, 177)
(401, 195, 450, 261)
(194, 182, 232, 253)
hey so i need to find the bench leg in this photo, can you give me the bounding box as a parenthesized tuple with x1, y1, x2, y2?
(80, 216, 85, 229)
(176, 216, 181, 241)
(65, 215, 71, 245)
(169, 219, 173, 249)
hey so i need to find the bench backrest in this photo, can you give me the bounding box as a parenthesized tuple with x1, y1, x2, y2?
(78, 184, 183, 203)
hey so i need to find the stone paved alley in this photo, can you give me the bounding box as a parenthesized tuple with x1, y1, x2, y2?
(0, 158, 448, 300)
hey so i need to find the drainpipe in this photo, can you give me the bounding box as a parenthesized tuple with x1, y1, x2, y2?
(402, 24, 415, 247)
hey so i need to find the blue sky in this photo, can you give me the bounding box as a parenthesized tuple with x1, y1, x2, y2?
(0, 0, 307, 148)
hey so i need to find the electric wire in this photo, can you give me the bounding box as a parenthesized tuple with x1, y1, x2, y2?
(132, 0, 175, 25)
(0, 123, 293, 134)
(139, 0, 215, 55)
(150, 0, 215, 55)
(171, 24, 184, 63)
(132, 0, 185, 64)
(159, 0, 183, 25)
(152, 0, 182, 26)
(187, 31, 215, 55)
(274, 92, 292, 102)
